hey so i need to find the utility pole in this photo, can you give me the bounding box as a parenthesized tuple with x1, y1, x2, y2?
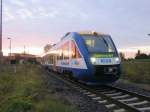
(0, 0, 2, 70)
(7, 38, 11, 57)
(0, 0, 3, 58)
(24, 45, 26, 54)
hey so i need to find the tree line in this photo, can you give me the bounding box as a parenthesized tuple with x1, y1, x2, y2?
(120, 50, 150, 60)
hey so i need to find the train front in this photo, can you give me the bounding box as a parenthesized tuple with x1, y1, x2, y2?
(81, 33, 121, 84)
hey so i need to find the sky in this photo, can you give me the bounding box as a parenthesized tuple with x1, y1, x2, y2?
(2, 0, 150, 58)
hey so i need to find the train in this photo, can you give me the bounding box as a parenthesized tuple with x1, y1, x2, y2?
(42, 31, 121, 85)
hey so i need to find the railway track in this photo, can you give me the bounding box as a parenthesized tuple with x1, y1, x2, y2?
(90, 85, 150, 112)
(48, 71, 150, 112)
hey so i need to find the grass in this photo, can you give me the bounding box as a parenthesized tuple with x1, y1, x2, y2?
(121, 60, 150, 84)
(1, 61, 149, 112)
(0, 64, 77, 112)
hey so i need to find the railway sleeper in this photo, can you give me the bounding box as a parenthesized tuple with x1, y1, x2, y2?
(112, 94, 129, 99)
(138, 106, 150, 111)
(128, 100, 149, 106)
(101, 90, 117, 94)
(119, 97, 138, 102)
(106, 92, 123, 96)
(113, 108, 126, 112)
(105, 103, 116, 108)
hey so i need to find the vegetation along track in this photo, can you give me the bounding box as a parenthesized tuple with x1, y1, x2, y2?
(47, 70, 150, 112)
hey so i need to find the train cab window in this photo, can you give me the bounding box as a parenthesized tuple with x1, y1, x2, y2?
(82, 35, 117, 54)
(85, 39, 95, 47)
(71, 40, 81, 59)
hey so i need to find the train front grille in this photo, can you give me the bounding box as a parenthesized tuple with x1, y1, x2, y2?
(94, 64, 120, 76)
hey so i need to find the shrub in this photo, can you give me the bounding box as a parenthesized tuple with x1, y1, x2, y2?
(0, 97, 33, 112)
(122, 61, 150, 84)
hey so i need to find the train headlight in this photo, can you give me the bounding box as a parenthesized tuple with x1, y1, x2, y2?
(90, 57, 96, 64)
(115, 57, 120, 63)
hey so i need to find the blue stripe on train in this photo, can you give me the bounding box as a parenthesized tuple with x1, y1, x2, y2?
(71, 32, 94, 77)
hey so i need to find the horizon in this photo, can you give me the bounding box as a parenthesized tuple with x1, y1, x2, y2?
(3, 41, 150, 59)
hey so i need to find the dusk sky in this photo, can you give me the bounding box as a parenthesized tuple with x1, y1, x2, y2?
(2, 0, 150, 57)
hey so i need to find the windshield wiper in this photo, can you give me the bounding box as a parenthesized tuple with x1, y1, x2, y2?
(101, 37, 109, 48)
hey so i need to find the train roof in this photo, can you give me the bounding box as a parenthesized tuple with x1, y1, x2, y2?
(42, 31, 111, 57)
(61, 31, 110, 40)
(77, 31, 109, 36)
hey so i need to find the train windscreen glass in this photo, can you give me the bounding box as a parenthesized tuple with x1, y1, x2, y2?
(82, 35, 117, 54)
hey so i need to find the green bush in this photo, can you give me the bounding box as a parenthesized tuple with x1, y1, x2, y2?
(122, 61, 150, 84)
(0, 97, 33, 112)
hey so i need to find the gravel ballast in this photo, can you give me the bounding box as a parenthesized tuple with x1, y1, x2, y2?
(112, 79, 150, 97)
(42, 70, 108, 112)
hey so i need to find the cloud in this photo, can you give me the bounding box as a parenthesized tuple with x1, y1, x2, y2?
(30, 0, 40, 3)
(10, 0, 25, 7)
(16, 9, 33, 19)
(3, 7, 15, 22)
(4, 0, 89, 22)
(36, 7, 58, 18)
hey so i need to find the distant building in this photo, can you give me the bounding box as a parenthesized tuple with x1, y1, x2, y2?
(5, 53, 38, 64)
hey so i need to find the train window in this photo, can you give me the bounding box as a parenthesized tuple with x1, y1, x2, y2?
(63, 42, 69, 59)
(49, 55, 52, 64)
(56, 47, 63, 60)
(57, 48, 61, 60)
(60, 48, 63, 59)
(76, 48, 81, 58)
(52, 55, 55, 64)
(71, 40, 81, 58)
(56, 49, 59, 60)
(48, 54, 55, 64)
(51, 56, 53, 64)
(51, 55, 53, 64)
(71, 40, 76, 58)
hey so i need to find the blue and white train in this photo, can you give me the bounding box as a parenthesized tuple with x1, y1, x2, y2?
(42, 31, 121, 84)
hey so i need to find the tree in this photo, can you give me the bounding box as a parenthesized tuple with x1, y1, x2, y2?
(135, 50, 149, 59)
(44, 44, 52, 53)
(137, 50, 141, 56)
(147, 53, 150, 59)
(119, 52, 125, 61)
